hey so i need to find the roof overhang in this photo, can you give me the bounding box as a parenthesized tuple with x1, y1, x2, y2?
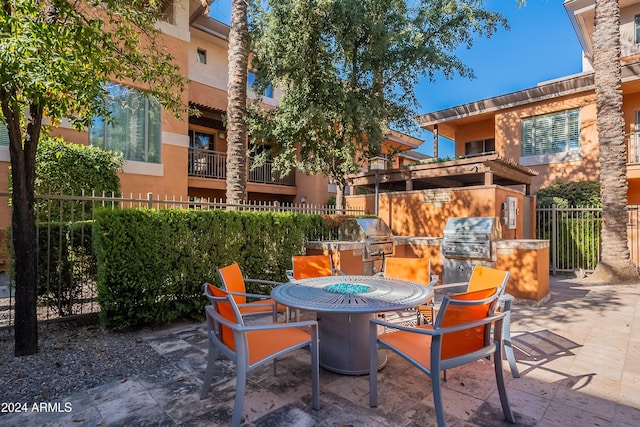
(416, 72, 595, 131)
(348, 153, 537, 192)
(416, 61, 640, 140)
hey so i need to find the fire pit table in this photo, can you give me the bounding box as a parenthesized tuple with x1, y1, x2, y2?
(271, 275, 432, 375)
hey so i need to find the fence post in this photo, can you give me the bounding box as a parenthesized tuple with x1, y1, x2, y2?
(551, 204, 557, 276)
(147, 192, 153, 209)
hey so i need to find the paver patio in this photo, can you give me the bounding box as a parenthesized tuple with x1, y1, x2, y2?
(2, 275, 640, 426)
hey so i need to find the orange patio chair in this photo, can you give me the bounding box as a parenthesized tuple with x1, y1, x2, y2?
(378, 256, 439, 324)
(200, 285, 319, 427)
(217, 263, 286, 321)
(286, 254, 345, 281)
(432, 265, 519, 378)
(284, 254, 345, 320)
(369, 287, 515, 427)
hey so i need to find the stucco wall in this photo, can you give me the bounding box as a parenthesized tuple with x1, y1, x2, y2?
(295, 171, 332, 205)
(495, 93, 599, 193)
(454, 118, 495, 157)
(346, 185, 528, 238)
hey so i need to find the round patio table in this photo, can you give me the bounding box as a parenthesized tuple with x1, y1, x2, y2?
(271, 275, 432, 375)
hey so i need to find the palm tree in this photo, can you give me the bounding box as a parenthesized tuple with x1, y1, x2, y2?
(589, 0, 639, 283)
(225, 0, 249, 206)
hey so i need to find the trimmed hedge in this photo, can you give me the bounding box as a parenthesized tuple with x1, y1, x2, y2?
(93, 208, 331, 330)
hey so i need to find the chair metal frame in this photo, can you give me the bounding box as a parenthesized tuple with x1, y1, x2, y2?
(285, 254, 345, 321)
(200, 284, 320, 427)
(376, 256, 439, 325)
(369, 288, 515, 427)
(217, 262, 285, 321)
(432, 265, 519, 378)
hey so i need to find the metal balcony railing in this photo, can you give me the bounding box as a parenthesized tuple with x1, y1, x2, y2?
(188, 147, 295, 186)
(627, 132, 640, 165)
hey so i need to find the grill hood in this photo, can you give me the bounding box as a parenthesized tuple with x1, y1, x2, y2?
(442, 217, 501, 241)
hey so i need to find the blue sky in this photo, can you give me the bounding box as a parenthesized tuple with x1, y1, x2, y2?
(209, 1, 584, 157)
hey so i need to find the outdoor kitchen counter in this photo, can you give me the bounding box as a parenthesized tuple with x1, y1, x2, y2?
(495, 239, 550, 302)
(307, 238, 550, 302)
(393, 237, 550, 303)
(305, 240, 364, 251)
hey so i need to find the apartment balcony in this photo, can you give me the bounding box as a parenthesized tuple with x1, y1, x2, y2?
(629, 133, 640, 165)
(188, 147, 295, 186)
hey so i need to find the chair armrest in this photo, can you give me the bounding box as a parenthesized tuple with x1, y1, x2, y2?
(429, 275, 439, 286)
(373, 272, 384, 277)
(371, 317, 436, 334)
(285, 270, 294, 281)
(499, 293, 514, 311)
(245, 278, 285, 286)
(432, 282, 467, 291)
(207, 306, 317, 332)
(227, 291, 273, 300)
(236, 302, 275, 310)
(371, 312, 506, 336)
(242, 319, 318, 332)
(333, 269, 347, 276)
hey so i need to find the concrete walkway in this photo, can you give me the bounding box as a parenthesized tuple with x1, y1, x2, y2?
(3, 276, 640, 426)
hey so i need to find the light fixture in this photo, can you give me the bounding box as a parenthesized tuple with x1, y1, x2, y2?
(368, 156, 387, 217)
(218, 132, 226, 140)
(300, 196, 307, 203)
(368, 156, 387, 171)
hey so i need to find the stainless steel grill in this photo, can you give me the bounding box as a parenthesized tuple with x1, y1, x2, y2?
(441, 217, 501, 284)
(339, 218, 395, 274)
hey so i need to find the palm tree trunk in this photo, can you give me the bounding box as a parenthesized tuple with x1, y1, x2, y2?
(225, 0, 249, 206)
(589, 0, 639, 283)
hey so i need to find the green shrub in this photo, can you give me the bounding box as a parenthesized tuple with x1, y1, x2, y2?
(34, 136, 123, 221)
(93, 208, 333, 330)
(536, 181, 601, 207)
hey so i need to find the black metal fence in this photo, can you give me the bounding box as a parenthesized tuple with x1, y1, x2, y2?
(0, 192, 362, 328)
(536, 205, 640, 276)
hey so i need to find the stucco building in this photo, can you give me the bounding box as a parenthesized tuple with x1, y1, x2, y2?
(0, 0, 424, 230)
(414, 0, 640, 203)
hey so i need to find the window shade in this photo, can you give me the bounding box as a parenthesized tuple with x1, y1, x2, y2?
(521, 108, 580, 157)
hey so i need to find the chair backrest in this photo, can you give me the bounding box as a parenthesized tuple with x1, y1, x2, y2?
(292, 255, 333, 280)
(436, 287, 500, 361)
(467, 265, 510, 294)
(205, 283, 243, 351)
(217, 263, 247, 305)
(382, 257, 431, 286)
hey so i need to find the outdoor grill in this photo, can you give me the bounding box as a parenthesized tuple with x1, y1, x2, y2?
(339, 218, 395, 275)
(441, 217, 501, 285)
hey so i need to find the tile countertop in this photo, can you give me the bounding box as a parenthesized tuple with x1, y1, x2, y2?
(393, 236, 549, 249)
(306, 238, 549, 250)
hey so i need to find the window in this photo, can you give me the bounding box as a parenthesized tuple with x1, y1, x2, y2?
(465, 138, 495, 156)
(521, 109, 580, 157)
(197, 48, 207, 64)
(159, 0, 175, 24)
(89, 83, 161, 163)
(636, 15, 640, 43)
(189, 130, 215, 150)
(0, 124, 8, 146)
(248, 71, 274, 99)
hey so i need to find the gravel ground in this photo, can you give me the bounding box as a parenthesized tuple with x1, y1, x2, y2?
(0, 316, 167, 405)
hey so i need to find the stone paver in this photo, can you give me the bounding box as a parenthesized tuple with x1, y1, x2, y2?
(2, 276, 639, 426)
